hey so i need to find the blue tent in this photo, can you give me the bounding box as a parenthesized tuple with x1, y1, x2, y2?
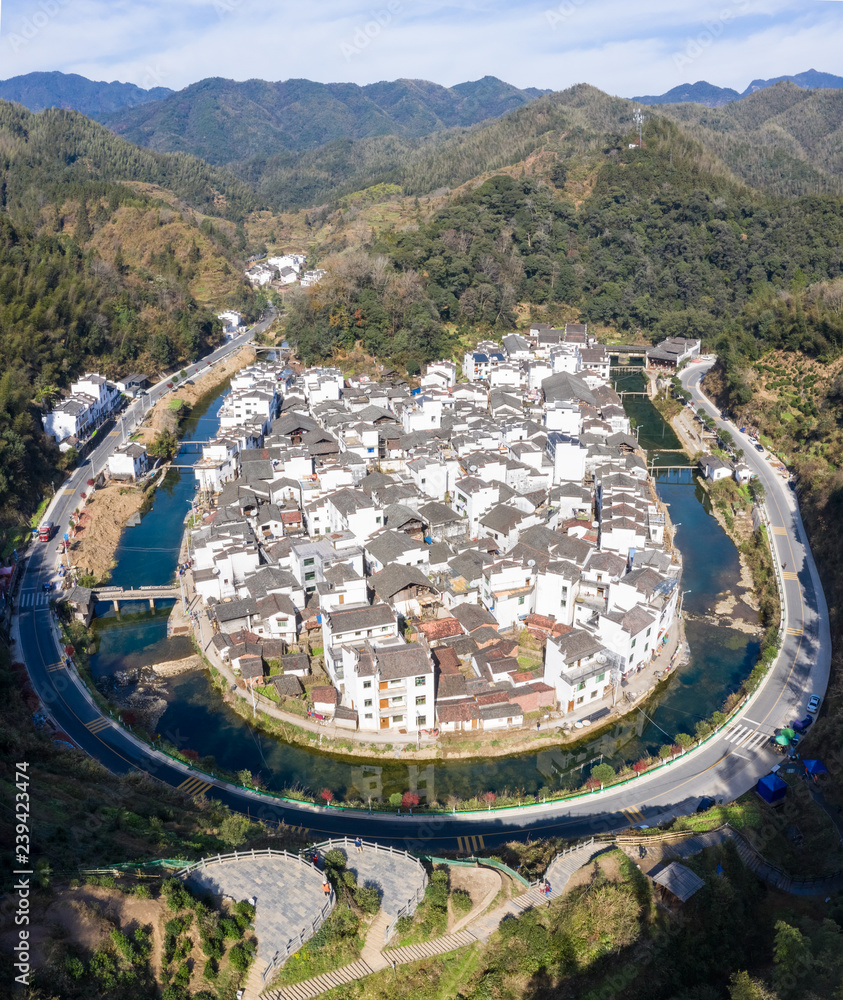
(756, 773, 787, 804)
(803, 759, 829, 776)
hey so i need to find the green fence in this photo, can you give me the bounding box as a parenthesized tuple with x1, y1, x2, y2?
(424, 855, 530, 887)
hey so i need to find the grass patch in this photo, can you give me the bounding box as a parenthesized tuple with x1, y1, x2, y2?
(270, 905, 363, 986)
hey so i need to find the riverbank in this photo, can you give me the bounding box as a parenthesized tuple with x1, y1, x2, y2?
(133, 343, 256, 448)
(69, 481, 149, 582)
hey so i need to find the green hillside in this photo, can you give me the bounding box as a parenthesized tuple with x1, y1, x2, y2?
(97, 75, 546, 164)
(0, 101, 259, 527)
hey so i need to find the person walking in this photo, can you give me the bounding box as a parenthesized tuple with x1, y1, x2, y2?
(355, 836, 363, 853)
(322, 880, 331, 897)
(312, 852, 319, 868)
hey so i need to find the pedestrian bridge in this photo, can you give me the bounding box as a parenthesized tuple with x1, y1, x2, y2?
(92, 584, 180, 610)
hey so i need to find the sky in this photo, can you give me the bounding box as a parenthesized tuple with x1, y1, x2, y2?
(0, 0, 841, 96)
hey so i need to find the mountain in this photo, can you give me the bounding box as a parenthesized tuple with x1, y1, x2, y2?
(741, 68, 843, 96)
(96, 75, 548, 164)
(235, 81, 843, 211)
(633, 68, 843, 107)
(0, 70, 172, 116)
(652, 82, 843, 197)
(633, 81, 740, 107)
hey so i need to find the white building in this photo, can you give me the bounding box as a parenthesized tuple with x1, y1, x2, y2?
(107, 442, 149, 481)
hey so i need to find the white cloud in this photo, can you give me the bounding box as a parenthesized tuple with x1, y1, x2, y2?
(0, 0, 840, 98)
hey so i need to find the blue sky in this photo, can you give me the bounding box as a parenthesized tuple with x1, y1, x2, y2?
(0, 0, 841, 95)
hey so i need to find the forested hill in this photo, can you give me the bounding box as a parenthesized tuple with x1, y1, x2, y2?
(237, 83, 843, 211)
(288, 117, 843, 372)
(0, 71, 172, 116)
(97, 75, 546, 164)
(0, 101, 258, 534)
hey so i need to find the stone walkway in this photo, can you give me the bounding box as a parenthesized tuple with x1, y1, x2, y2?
(313, 840, 428, 919)
(184, 853, 330, 967)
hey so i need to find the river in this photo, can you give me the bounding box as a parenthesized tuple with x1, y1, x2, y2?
(88, 366, 758, 805)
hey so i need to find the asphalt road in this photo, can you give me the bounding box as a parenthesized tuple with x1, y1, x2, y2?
(15, 354, 832, 854)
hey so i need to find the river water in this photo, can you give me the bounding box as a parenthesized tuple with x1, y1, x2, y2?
(88, 366, 758, 804)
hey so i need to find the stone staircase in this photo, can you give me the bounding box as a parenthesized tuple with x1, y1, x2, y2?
(384, 929, 478, 965)
(261, 958, 378, 1000)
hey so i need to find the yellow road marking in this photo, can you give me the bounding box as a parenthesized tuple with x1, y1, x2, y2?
(772, 526, 787, 535)
(782, 572, 798, 580)
(622, 806, 645, 824)
(47, 662, 65, 673)
(85, 717, 111, 734)
(177, 776, 212, 796)
(786, 627, 803, 636)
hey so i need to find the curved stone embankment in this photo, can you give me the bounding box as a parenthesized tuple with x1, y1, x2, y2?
(151, 654, 204, 676)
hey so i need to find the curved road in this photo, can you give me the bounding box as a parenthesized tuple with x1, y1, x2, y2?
(16, 355, 831, 854)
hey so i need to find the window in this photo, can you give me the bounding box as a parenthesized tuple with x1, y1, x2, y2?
(518, 595, 525, 605)
(577, 680, 586, 691)
(576, 695, 584, 704)
(630, 638, 636, 648)
(629, 654, 634, 663)
(416, 695, 426, 706)
(391, 696, 404, 705)
(304, 557, 315, 567)
(389, 678, 401, 687)
(304, 572, 315, 582)
(393, 715, 404, 724)
(363, 680, 371, 689)
(415, 676, 426, 686)
(364, 713, 373, 719)
(375, 516, 382, 525)
(596, 672, 605, 683)
(416, 715, 427, 727)
(590, 690, 598, 699)
(364, 699, 372, 708)
(646, 627, 652, 637)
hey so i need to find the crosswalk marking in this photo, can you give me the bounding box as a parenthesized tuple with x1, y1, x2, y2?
(47, 662, 65, 673)
(786, 627, 803, 636)
(177, 775, 213, 797)
(621, 806, 645, 825)
(62, 488, 75, 495)
(456, 834, 485, 854)
(772, 527, 787, 535)
(85, 717, 111, 734)
(18, 591, 52, 608)
(724, 724, 773, 753)
(782, 572, 798, 581)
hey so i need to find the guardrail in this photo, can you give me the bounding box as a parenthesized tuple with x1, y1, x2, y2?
(261, 892, 334, 984)
(173, 849, 335, 985)
(528, 836, 596, 888)
(307, 837, 429, 944)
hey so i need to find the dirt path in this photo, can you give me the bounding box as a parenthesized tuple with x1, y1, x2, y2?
(70, 483, 150, 581)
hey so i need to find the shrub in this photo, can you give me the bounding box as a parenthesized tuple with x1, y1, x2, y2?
(451, 888, 473, 915)
(162, 878, 195, 912)
(402, 791, 420, 810)
(228, 943, 251, 972)
(353, 885, 381, 914)
(235, 900, 256, 922)
(324, 848, 347, 874)
(173, 963, 190, 986)
(219, 917, 241, 940)
(658, 745, 674, 760)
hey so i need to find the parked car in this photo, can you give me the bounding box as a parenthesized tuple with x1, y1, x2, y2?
(807, 694, 821, 714)
(755, 443, 765, 452)
(792, 715, 813, 731)
(696, 796, 715, 813)
(789, 733, 802, 751)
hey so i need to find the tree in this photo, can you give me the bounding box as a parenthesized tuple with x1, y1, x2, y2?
(773, 921, 812, 998)
(591, 762, 615, 785)
(402, 791, 420, 810)
(218, 812, 250, 847)
(729, 971, 781, 1000)
(674, 732, 693, 748)
(658, 744, 674, 760)
(482, 791, 497, 810)
(320, 788, 334, 804)
(388, 792, 403, 809)
(632, 758, 650, 774)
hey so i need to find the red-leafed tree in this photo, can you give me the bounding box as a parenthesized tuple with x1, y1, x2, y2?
(320, 788, 334, 804)
(402, 792, 420, 810)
